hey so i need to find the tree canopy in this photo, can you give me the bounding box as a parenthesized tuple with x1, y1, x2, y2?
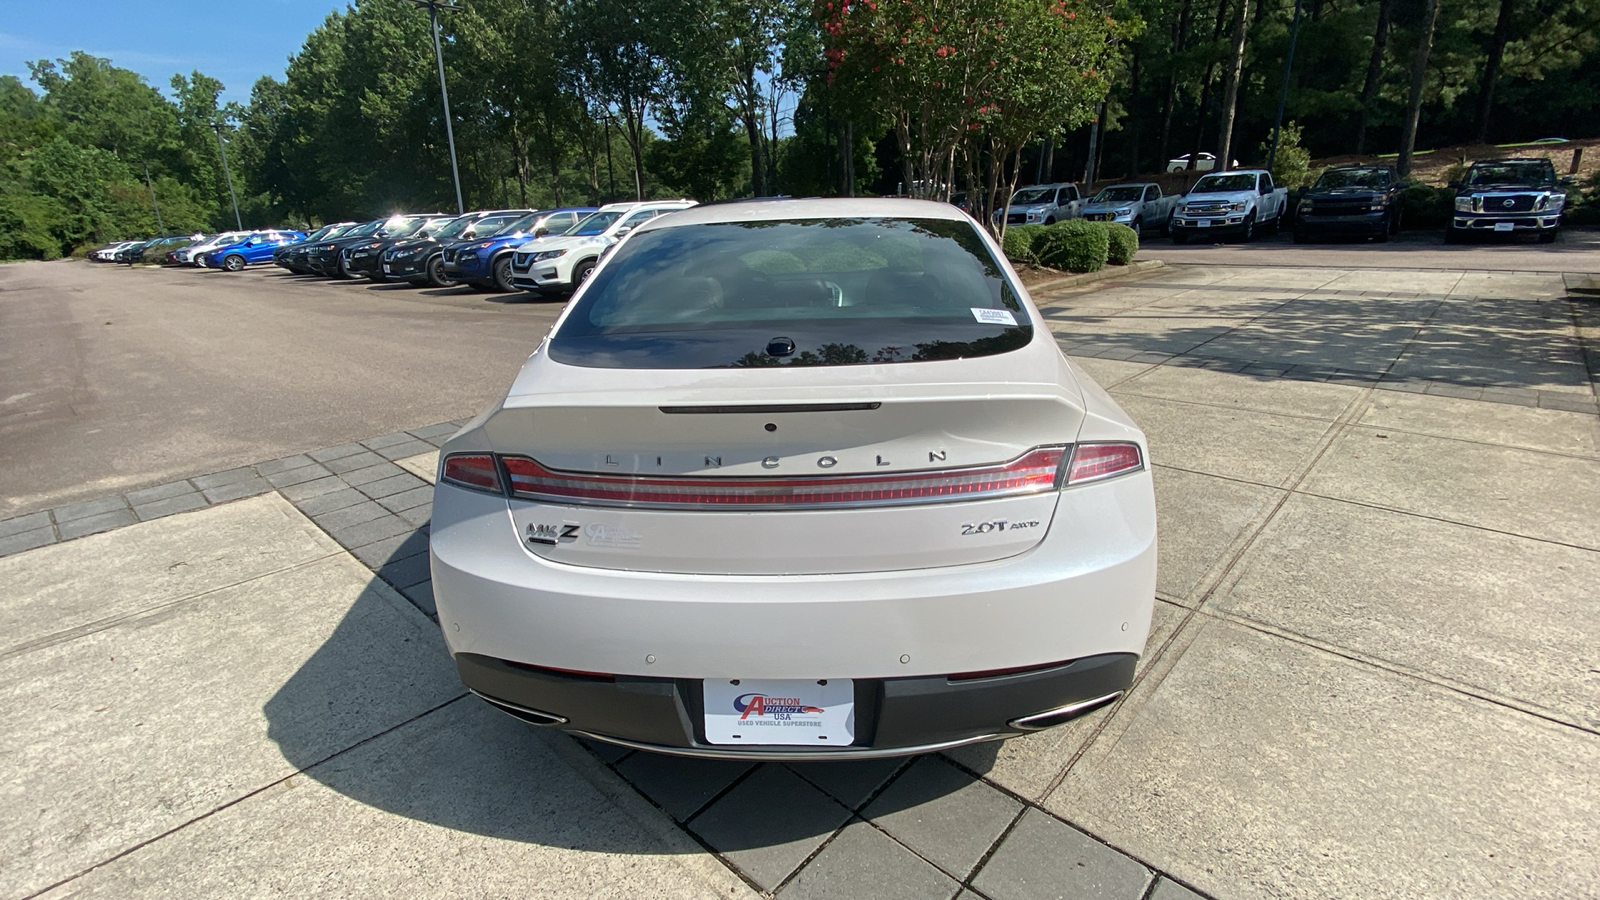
(1, 0, 1596, 258)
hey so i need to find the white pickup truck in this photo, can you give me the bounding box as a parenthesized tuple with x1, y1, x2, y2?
(1169, 169, 1288, 243)
(1079, 183, 1184, 238)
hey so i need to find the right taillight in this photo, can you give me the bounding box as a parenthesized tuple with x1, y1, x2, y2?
(1066, 442, 1144, 485)
(441, 453, 502, 493)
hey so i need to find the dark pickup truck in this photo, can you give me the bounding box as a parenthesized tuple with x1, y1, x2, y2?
(1293, 165, 1403, 243)
(1447, 158, 1573, 244)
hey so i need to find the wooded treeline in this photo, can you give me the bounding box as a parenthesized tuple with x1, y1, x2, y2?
(2, 0, 1595, 258)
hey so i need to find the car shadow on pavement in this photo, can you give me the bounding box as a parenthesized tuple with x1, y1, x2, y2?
(483, 292, 561, 304)
(1047, 289, 1595, 395)
(260, 566, 990, 858)
(1163, 227, 1600, 254)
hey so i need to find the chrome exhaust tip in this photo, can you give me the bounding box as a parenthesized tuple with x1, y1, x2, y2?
(471, 690, 570, 727)
(1008, 691, 1123, 732)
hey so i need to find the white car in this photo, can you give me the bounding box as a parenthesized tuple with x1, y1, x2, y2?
(508, 200, 696, 294)
(90, 241, 140, 262)
(180, 231, 250, 266)
(1166, 153, 1238, 173)
(431, 198, 1157, 759)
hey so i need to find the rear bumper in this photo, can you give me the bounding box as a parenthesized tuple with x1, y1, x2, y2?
(459, 651, 1136, 758)
(432, 476, 1157, 679)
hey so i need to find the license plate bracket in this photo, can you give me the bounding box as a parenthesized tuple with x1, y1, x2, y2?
(703, 678, 855, 746)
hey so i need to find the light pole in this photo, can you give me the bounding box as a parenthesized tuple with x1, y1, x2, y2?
(411, 0, 465, 214)
(1266, 0, 1305, 172)
(212, 123, 243, 230)
(143, 163, 165, 233)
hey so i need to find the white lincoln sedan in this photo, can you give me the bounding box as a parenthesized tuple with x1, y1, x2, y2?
(430, 198, 1156, 759)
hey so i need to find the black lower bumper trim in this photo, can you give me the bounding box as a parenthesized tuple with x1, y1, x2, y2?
(455, 651, 1137, 757)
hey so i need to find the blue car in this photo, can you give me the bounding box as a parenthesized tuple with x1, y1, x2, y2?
(205, 230, 307, 272)
(440, 208, 596, 292)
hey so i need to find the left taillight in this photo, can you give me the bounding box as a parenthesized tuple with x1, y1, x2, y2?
(440, 453, 502, 493)
(1065, 442, 1144, 485)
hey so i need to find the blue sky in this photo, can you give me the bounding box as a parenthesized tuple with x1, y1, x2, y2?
(2, 1, 348, 105)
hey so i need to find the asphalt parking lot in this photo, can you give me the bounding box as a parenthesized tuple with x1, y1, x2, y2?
(2, 253, 1598, 899)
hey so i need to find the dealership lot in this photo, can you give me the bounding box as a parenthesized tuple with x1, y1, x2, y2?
(1, 257, 1597, 899)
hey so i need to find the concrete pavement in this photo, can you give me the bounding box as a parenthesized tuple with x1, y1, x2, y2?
(0, 261, 566, 519)
(1140, 225, 1600, 273)
(1, 491, 752, 900)
(2, 260, 1598, 898)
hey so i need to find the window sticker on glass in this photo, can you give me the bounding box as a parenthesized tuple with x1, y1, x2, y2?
(972, 308, 1018, 326)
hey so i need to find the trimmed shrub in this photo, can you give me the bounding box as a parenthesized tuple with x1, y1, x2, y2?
(1399, 182, 1454, 229)
(1034, 219, 1109, 273)
(1105, 222, 1138, 265)
(1563, 172, 1600, 225)
(1001, 224, 1041, 264)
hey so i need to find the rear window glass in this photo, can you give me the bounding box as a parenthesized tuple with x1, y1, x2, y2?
(548, 217, 1033, 369)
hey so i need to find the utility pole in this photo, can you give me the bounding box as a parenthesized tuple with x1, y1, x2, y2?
(1267, 0, 1304, 173)
(143, 163, 165, 234)
(212, 123, 243, 231)
(410, 0, 465, 214)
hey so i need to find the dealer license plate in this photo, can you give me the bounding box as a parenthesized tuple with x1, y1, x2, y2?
(703, 678, 854, 746)
(1494, 222, 1515, 232)
(1197, 219, 1211, 227)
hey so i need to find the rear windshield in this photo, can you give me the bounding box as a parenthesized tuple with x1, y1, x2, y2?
(548, 217, 1033, 369)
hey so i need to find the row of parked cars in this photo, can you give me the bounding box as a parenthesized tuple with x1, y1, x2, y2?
(87, 231, 308, 268)
(83, 200, 708, 295)
(272, 200, 699, 292)
(86, 155, 1572, 278)
(987, 155, 1572, 245)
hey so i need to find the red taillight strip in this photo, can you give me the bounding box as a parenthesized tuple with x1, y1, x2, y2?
(499, 447, 1066, 510)
(1066, 442, 1144, 485)
(441, 453, 502, 493)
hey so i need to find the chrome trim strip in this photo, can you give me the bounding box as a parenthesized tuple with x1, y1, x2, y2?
(658, 402, 882, 415)
(1008, 691, 1123, 731)
(503, 445, 1070, 511)
(570, 731, 1003, 761)
(471, 690, 570, 726)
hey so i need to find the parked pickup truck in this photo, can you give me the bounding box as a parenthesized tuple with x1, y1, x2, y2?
(1294, 165, 1403, 243)
(997, 182, 1084, 227)
(1447, 158, 1572, 244)
(1170, 169, 1288, 243)
(1080, 183, 1183, 237)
